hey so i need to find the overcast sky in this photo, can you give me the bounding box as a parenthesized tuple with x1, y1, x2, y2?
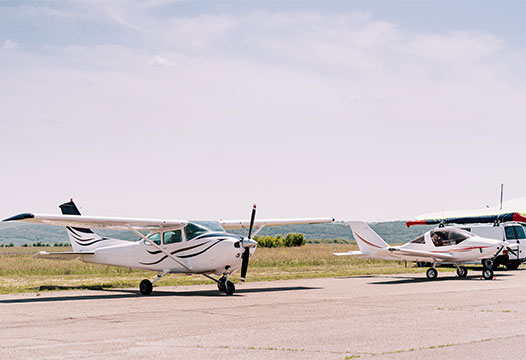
(1, 1, 525, 222)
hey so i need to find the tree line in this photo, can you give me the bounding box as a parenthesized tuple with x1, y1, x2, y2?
(254, 233, 305, 248)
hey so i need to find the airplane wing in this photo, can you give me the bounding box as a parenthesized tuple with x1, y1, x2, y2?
(406, 212, 526, 227)
(2, 213, 187, 231)
(388, 248, 455, 261)
(413, 196, 526, 222)
(220, 218, 334, 230)
(34, 251, 95, 260)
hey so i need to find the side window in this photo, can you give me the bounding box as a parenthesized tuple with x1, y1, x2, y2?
(410, 234, 425, 244)
(514, 226, 526, 240)
(505, 227, 516, 240)
(147, 233, 161, 245)
(163, 230, 183, 244)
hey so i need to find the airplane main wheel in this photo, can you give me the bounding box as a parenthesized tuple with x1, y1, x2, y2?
(426, 268, 438, 280)
(217, 281, 226, 292)
(139, 279, 153, 295)
(224, 281, 235, 296)
(456, 266, 468, 278)
(482, 268, 494, 280)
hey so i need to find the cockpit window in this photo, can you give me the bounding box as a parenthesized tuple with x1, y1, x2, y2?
(430, 229, 472, 247)
(410, 234, 425, 244)
(185, 222, 210, 240)
(148, 232, 161, 245)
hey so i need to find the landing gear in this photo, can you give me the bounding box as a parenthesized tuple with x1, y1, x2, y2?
(139, 279, 153, 295)
(456, 266, 468, 278)
(426, 267, 438, 280)
(482, 267, 494, 280)
(139, 270, 170, 295)
(217, 275, 235, 295)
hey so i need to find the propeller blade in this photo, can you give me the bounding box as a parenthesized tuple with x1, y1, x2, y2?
(240, 249, 250, 282)
(241, 204, 257, 282)
(247, 204, 256, 239)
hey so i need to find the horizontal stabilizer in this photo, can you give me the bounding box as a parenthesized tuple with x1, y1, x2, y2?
(333, 251, 364, 256)
(34, 251, 95, 260)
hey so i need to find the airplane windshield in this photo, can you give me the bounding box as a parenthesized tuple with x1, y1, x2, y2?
(185, 222, 212, 240)
(189, 220, 225, 232)
(430, 229, 473, 247)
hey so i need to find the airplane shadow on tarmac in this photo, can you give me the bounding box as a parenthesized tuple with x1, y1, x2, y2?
(367, 273, 514, 285)
(0, 285, 320, 304)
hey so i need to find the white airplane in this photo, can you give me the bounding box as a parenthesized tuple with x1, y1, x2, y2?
(334, 221, 517, 280)
(3, 200, 334, 295)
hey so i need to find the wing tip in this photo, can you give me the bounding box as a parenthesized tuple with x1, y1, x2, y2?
(3, 213, 35, 222)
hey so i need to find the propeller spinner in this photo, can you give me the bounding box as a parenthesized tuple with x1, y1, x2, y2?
(240, 204, 257, 282)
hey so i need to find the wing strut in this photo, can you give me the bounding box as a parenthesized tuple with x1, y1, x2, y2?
(126, 226, 193, 272)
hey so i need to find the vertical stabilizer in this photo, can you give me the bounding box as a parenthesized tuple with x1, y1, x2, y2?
(348, 221, 388, 253)
(59, 200, 117, 251)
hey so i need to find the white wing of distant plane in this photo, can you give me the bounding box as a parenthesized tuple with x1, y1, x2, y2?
(3, 213, 187, 231)
(220, 218, 334, 230)
(387, 248, 455, 261)
(333, 248, 454, 261)
(416, 196, 526, 220)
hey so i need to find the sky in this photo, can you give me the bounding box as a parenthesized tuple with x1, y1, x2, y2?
(1, 0, 525, 222)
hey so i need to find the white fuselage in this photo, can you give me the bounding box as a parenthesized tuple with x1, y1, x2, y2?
(368, 232, 502, 263)
(79, 232, 254, 276)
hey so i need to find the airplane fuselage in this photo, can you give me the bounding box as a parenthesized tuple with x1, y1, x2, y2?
(372, 235, 502, 263)
(80, 232, 254, 276)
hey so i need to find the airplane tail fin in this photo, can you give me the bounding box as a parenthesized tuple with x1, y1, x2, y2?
(59, 200, 108, 252)
(348, 221, 388, 253)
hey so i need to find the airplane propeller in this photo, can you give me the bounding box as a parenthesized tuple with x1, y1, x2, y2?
(240, 204, 258, 282)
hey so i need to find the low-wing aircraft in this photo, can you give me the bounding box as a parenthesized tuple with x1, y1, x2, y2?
(334, 221, 516, 280)
(3, 200, 334, 295)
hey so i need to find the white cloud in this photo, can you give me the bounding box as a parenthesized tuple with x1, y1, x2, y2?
(147, 55, 176, 67)
(3, 39, 18, 50)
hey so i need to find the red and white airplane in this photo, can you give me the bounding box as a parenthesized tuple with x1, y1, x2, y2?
(334, 221, 517, 280)
(3, 200, 334, 295)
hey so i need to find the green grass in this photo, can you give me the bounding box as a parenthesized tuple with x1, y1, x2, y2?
(0, 244, 437, 294)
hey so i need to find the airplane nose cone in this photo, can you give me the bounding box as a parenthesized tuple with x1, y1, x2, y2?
(241, 238, 257, 249)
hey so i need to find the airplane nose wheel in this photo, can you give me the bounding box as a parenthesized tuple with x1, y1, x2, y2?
(139, 279, 153, 295)
(426, 268, 438, 280)
(482, 267, 494, 280)
(217, 276, 235, 295)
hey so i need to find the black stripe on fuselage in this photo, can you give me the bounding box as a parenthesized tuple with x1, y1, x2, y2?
(139, 236, 234, 265)
(67, 227, 109, 246)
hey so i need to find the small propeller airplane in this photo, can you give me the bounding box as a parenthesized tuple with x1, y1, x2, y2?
(334, 221, 518, 280)
(3, 200, 334, 295)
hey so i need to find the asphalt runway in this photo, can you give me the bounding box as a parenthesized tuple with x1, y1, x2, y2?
(2, 270, 526, 360)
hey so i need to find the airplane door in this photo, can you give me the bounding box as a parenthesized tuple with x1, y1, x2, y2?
(162, 230, 184, 249)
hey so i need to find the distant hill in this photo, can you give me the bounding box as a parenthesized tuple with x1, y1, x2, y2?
(0, 221, 433, 246)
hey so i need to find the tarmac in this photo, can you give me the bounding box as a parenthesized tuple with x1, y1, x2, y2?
(2, 270, 526, 359)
